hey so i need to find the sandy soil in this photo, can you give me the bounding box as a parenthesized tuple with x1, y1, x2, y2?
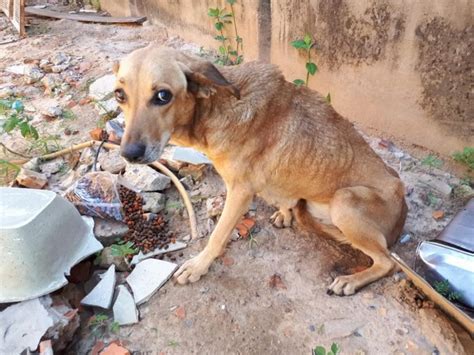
(1, 11, 473, 355)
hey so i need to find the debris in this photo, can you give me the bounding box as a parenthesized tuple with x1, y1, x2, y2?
(417, 173, 453, 196)
(96, 98, 119, 116)
(23, 157, 41, 172)
(41, 74, 63, 95)
(25, 7, 147, 25)
(51, 52, 70, 66)
(39, 340, 54, 355)
(113, 285, 139, 325)
(100, 342, 131, 355)
(269, 273, 287, 289)
(89, 74, 116, 100)
(6, 64, 27, 75)
(175, 305, 186, 319)
(126, 259, 177, 305)
(236, 218, 256, 238)
(98, 149, 127, 174)
(0, 87, 14, 98)
(141, 191, 166, 213)
(124, 164, 171, 191)
(24, 65, 45, 84)
(99, 246, 130, 271)
(16, 168, 48, 188)
(0, 298, 53, 354)
(39, 157, 65, 175)
(81, 265, 116, 309)
(172, 147, 212, 165)
(399, 233, 412, 244)
(130, 241, 187, 265)
(90, 127, 108, 141)
(106, 117, 125, 144)
(206, 195, 225, 217)
(432, 210, 445, 220)
(94, 218, 130, 246)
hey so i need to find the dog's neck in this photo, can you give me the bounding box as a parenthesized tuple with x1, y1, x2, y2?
(171, 62, 287, 161)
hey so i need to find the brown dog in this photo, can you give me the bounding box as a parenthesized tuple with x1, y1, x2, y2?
(113, 45, 407, 295)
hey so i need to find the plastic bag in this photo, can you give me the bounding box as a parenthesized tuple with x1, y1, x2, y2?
(64, 171, 124, 221)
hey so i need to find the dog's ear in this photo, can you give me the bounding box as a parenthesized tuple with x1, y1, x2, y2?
(180, 61, 240, 99)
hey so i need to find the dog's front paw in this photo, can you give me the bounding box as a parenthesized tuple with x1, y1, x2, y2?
(174, 251, 214, 285)
(270, 209, 293, 228)
(327, 275, 357, 296)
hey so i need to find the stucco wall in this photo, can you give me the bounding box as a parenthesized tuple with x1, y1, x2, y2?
(101, 0, 473, 155)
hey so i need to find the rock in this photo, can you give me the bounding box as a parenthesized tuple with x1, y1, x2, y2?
(78, 61, 92, 73)
(46, 105, 63, 118)
(236, 218, 256, 238)
(39, 157, 65, 175)
(432, 210, 445, 220)
(24, 65, 44, 84)
(0, 87, 13, 99)
(16, 168, 48, 189)
(124, 165, 171, 191)
(98, 149, 126, 174)
(99, 246, 129, 272)
(52, 64, 69, 73)
(93, 218, 129, 246)
(141, 191, 166, 213)
(6, 64, 27, 75)
(418, 174, 452, 196)
(23, 157, 41, 172)
(206, 196, 225, 217)
(101, 343, 131, 355)
(96, 98, 119, 116)
(113, 285, 138, 325)
(81, 265, 116, 309)
(179, 175, 194, 190)
(51, 52, 70, 65)
(175, 305, 186, 320)
(105, 118, 124, 144)
(89, 74, 115, 100)
(172, 147, 211, 165)
(41, 74, 63, 94)
(126, 259, 177, 305)
(89, 127, 107, 141)
(182, 234, 191, 242)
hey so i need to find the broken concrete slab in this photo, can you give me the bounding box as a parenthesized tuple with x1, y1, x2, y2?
(16, 168, 48, 189)
(88, 74, 115, 100)
(141, 191, 166, 213)
(126, 259, 177, 305)
(98, 149, 127, 174)
(172, 147, 211, 165)
(113, 285, 139, 325)
(0, 298, 53, 354)
(93, 218, 129, 246)
(124, 164, 171, 191)
(130, 241, 187, 265)
(81, 265, 116, 309)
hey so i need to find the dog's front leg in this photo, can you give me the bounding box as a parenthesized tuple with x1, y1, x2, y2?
(175, 183, 253, 284)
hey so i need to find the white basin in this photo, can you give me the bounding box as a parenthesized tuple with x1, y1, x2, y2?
(0, 187, 103, 302)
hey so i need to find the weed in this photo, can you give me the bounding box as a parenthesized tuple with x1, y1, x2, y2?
(247, 231, 259, 249)
(433, 279, 461, 302)
(421, 154, 443, 169)
(27, 134, 62, 155)
(110, 240, 138, 257)
(460, 176, 472, 187)
(426, 191, 439, 207)
(110, 321, 120, 333)
(208, 0, 243, 66)
(1, 99, 39, 140)
(168, 340, 179, 347)
(88, 314, 120, 337)
(317, 323, 325, 335)
(62, 108, 77, 120)
(452, 147, 474, 170)
(0, 159, 21, 186)
(313, 343, 341, 355)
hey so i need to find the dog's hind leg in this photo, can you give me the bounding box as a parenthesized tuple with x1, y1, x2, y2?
(175, 183, 253, 284)
(326, 187, 397, 295)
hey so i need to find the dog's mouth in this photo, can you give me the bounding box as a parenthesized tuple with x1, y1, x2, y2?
(140, 131, 171, 164)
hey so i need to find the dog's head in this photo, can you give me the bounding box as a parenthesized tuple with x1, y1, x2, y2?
(113, 46, 240, 164)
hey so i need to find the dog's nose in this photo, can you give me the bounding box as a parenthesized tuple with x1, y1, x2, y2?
(121, 142, 147, 162)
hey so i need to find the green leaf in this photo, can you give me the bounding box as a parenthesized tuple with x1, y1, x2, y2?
(215, 22, 224, 31)
(18, 121, 30, 137)
(306, 62, 318, 75)
(219, 46, 227, 55)
(326, 92, 331, 104)
(291, 40, 307, 49)
(110, 321, 120, 333)
(215, 35, 226, 42)
(229, 50, 238, 56)
(3, 115, 20, 133)
(330, 343, 340, 355)
(222, 13, 233, 18)
(208, 8, 219, 17)
(30, 125, 39, 140)
(226, 0, 236, 5)
(314, 346, 326, 355)
(304, 33, 312, 46)
(236, 36, 243, 43)
(293, 79, 306, 87)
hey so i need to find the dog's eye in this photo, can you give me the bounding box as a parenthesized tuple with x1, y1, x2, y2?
(114, 88, 126, 103)
(152, 90, 173, 106)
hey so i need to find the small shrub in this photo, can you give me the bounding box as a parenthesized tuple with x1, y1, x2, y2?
(433, 279, 461, 302)
(313, 343, 341, 355)
(421, 154, 443, 169)
(452, 147, 474, 170)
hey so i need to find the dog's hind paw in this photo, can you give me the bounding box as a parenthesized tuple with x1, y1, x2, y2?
(327, 275, 357, 296)
(270, 209, 293, 228)
(174, 251, 213, 285)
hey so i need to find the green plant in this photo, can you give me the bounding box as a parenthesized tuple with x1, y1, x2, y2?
(426, 191, 439, 207)
(291, 34, 317, 87)
(247, 231, 259, 249)
(1, 99, 39, 140)
(452, 147, 474, 170)
(433, 279, 461, 302)
(62, 108, 77, 120)
(168, 340, 179, 347)
(313, 343, 341, 355)
(27, 134, 62, 155)
(208, 0, 243, 66)
(421, 154, 443, 169)
(0, 159, 20, 186)
(111, 240, 138, 257)
(110, 321, 120, 333)
(88, 314, 120, 337)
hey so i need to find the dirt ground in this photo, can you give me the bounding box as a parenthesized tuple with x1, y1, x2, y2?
(1, 10, 473, 355)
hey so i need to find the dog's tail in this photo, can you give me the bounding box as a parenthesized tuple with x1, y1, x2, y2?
(293, 199, 348, 243)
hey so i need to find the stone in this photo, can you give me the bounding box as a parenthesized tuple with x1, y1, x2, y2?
(0, 87, 13, 99)
(417, 174, 452, 196)
(93, 218, 129, 246)
(432, 210, 445, 220)
(98, 149, 126, 174)
(89, 74, 115, 100)
(99, 246, 129, 272)
(206, 196, 225, 217)
(96, 98, 119, 116)
(101, 343, 130, 355)
(81, 265, 116, 309)
(51, 52, 70, 65)
(124, 164, 171, 191)
(24, 65, 44, 84)
(6, 64, 27, 75)
(46, 105, 63, 118)
(141, 191, 166, 213)
(113, 285, 139, 325)
(52, 64, 69, 73)
(39, 157, 65, 175)
(41, 74, 63, 94)
(22, 157, 41, 172)
(16, 168, 48, 189)
(126, 259, 177, 305)
(172, 147, 211, 165)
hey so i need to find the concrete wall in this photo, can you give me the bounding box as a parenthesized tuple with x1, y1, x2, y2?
(102, 0, 473, 155)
